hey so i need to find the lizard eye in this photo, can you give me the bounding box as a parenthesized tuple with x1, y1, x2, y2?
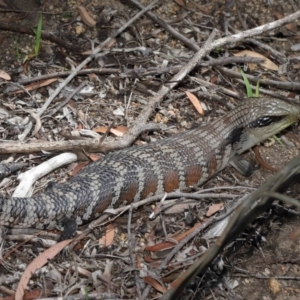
(248, 116, 283, 128)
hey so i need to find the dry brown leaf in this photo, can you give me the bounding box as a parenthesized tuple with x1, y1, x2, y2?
(105, 224, 115, 247)
(206, 203, 224, 217)
(210, 75, 218, 84)
(144, 276, 167, 293)
(77, 109, 86, 123)
(273, 11, 297, 33)
(93, 126, 128, 136)
(93, 126, 110, 133)
(272, 11, 284, 19)
(98, 224, 115, 248)
(87, 73, 98, 79)
(173, 0, 186, 7)
(15, 239, 72, 300)
(78, 6, 96, 27)
(290, 227, 300, 240)
(185, 90, 204, 115)
(232, 50, 278, 71)
(285, 22, 298, 33)
(2, 289, 42, 300)
(76, 123, 83, 130)
(88, 154, 101, 162)
(145, 222, 202, 252)
(99, 235, 106, 247)
(67, 100, 78, 109)
(164, 200, 198, 214)
(14, 78, 59, 94)
(72, 161, 90, 176)
(110, 127, 127, 136)
(0, 69, 11, 80)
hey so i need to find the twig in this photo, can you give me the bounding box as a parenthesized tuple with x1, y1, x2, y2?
(0, 123, 165, 154)
(233, 266, 300, 280)
(216, 65, 300, 92)
(127, 205, 142, 299)
(44, 81, 87, 119)
(128, 0, 201, 52)
(13, 153, 77, 197)
(0, 22, 87, 53)
(246, 38, 287, 64)
(17, 57, 264, 86)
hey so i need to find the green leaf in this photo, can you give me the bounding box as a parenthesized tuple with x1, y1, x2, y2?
(239, 68, 253, 98)
(254, 80, 260, 97)
(34, 13, 43, 57)
(14, 37, 21, 60)
(23, 53, 29, 64)
(273, 135, 284, 147)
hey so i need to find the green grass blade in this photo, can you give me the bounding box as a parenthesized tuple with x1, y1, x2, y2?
(254, 80, 260, 97)
(273, 135, 284, 147)
(34, 13, 43, 57)
(239, 68, 253, 97)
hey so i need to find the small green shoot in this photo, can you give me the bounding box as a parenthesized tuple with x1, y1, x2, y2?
(22, 54, 29, 64)
(34, 13, 43, 57)
(239, 68, 253, 97)
(254, 80, 260, 97)
(273, 135, 284, 147)
(85, 287, 89, 300)
(239, 68, 260, 98)
(14, 37, 21, 60)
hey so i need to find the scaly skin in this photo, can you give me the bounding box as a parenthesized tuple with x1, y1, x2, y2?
(0, 98, 299, 231)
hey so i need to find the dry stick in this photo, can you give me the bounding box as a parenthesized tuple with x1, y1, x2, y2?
(128, 0, 289, 69)
(18, 69, 122, 85)
(43, 81, 87, 119)
(234, 79, 298, 102)
(17, 57, 264, 85)
(188, 77, 242, 99)
(0, 22, 87, 53)
(128, 0, 201, 52)
(0, 123, 165, 154)
(200, 56, 264, 67)
(86, 192, 238, 234)
(246, 38, 287, 64)
(216, 65, 300, 91)
(127, 205, 143, 299)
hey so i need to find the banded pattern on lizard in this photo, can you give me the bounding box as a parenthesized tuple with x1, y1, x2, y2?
(0, 98, 299, 236)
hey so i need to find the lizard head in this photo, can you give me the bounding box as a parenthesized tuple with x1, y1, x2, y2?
(230, 98, 300, 154)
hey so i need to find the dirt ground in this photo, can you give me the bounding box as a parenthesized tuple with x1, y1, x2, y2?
(1, 0, 300, 299)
